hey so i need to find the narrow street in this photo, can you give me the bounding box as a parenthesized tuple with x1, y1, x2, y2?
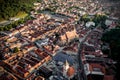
(77, 24, 101, 80)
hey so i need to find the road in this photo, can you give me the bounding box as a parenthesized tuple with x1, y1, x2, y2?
(77, 29, 91, 80)
(77, 24, 101, 80)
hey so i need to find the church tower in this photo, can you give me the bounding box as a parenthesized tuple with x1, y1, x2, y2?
(63, 60, 70, 77)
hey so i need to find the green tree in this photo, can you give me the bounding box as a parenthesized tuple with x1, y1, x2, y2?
(0, 0, 41, 20)
(101, 28, 120, 80)
(4, 26, 9, 31)
(13, 47, 19, 53)
(7, 24, 12, 30)
(81, 14, 90, 22)
(101, 29, 120, 50)
(0, 27, 4, 31)
(93, 14, 107, 25)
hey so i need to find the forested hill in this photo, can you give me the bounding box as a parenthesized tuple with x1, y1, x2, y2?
(0, 0, 40, 20)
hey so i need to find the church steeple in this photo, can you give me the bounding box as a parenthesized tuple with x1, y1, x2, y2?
(65, 60, 69, 67)
(63, 60, 70, 77)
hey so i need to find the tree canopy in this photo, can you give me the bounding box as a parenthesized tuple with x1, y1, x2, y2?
(13, 47, 19, 53)
(0, 0, 41, 20)
(101, 28, 120, 61)
(101, 28, 120, 80)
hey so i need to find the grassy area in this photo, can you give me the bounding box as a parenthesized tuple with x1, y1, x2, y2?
(15, 11, 28, 18)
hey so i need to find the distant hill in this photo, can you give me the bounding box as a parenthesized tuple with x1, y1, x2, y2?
(0, 0, 40, 21)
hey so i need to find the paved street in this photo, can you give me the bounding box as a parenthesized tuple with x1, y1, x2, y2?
(77, 24, 101, 80)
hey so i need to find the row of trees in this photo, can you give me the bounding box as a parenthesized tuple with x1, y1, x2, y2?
(80, 14, 108, 30)
(101, 28, 120, 61)
(0, 19, 24, 31)
(0, 15, 33, 31)
(80, 14, 107, 25)
(0, 0, 41, 20)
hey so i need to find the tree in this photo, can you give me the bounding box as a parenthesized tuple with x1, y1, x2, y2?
(4, 26, 9, 31)
(101, 28, 120, 80)
(7, 24, 12, 30)
(101, 22, 107, 30)
(0, 53, 4, 60)
(93, 14, 107, 25)
(81, 14, 90, 22)
(0, 0, 41, 20)
(0, 27, 4, 31)
(13, 47, 19, 53)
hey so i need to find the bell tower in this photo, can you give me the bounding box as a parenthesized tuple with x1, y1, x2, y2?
(63, 60, 70, 77)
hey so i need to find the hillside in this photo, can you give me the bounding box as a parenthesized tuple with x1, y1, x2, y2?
(0, 0, 41, 21)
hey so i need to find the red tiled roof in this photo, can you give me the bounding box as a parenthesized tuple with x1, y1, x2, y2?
(35, 76, 44, 80)
(67, 66, 75, 77)
(89, 63, 106, 74)
(63, 46, 77, 52)
(83, 44, 95, 52)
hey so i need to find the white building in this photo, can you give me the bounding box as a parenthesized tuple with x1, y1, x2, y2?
(85, 21, 95, 28)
